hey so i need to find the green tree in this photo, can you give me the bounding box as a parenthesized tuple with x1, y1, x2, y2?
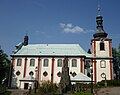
(0, 47, 11, 86)
(112, 44, 120, 79)
(118, 44, 120, 79)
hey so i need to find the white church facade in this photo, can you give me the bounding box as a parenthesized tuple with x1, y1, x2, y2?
(10, 10, 113, 89)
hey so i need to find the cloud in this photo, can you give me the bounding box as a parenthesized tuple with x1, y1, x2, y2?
(60, 23, 84, 33)
(59, 23, 94, 33)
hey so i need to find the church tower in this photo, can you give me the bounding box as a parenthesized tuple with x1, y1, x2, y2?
(91, 1, 113, 82)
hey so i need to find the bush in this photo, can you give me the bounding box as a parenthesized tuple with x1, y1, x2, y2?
(97, 79, 120, 87)
(28, 81, 95, 95)
(71, 83, 95, 93)
(37, 81, 59, 94)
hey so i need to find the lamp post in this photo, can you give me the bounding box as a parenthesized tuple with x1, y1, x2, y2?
(34, 66, 38, 94)
(101, 73, 107, 87)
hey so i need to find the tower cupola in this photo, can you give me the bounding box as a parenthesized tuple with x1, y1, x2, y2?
(93, 1, 108, 38)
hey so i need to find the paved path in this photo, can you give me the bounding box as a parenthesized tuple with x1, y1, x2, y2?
(95, 87, 120, 95)
(8, 89, 29, 95)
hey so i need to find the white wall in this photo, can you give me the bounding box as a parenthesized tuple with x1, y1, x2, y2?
(26, 57, 38, 79)
(95, 41, 110, 57)
(11, 57, 24, 87)
(91, 39, 112, 83)
(53, 57, 84, 83)
(12, 56, 86, 88)
(96, 59, 111, 82)
(40, 57, 52, 81)
(53, 57, 63, 83)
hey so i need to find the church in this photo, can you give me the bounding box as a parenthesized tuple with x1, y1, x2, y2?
(10, 5, 113, 89)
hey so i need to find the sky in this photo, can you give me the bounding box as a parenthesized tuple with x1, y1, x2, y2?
(0, 0, 120, 58)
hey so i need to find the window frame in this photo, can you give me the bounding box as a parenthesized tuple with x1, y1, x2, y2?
(17, 58, 22, 66)
(43, 59, 49, 67)
(72, 59, 77, 67)
(30, 59, 35, 66)
(100, 42, 105, 51)
(57, 59, 62, 67)
(100, 60, 106, 68)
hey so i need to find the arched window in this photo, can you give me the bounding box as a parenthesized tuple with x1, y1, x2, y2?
(72, 59, 77, 67)
(57, 59, 62, 67)
(100, 42, 105, 51)
(30, 59, 35, 66)
(100, 60, 106, 68)
(43, 59, 49, 67)
(17, 59, 22, 66)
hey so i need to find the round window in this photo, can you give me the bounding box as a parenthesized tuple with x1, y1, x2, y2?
(29, 71, 34, 76)
(57, 72, 61, 77)
(16, 71, 21, 76)
(43, 71, 48, 77)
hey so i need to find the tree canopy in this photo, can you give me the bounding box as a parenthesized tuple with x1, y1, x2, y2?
(0, 47, 11, 86)
(112, 44, 120, 79)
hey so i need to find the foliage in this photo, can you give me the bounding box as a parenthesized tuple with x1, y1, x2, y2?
(0, 85, 6, 94)
(112, 44, 120, 79)
(0, 47, 11, 86)
(97, 80, 120, 87)
(0, 85, 11, 95)
(71, 83, 94, 94)
(37, 81, 59, 94)
(28, 81, 95, 95)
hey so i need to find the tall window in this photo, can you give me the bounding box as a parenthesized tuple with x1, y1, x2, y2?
(17, 59, 22, 66)
(30, 59, 35, 66)
(100, 42, 105, 51)
(100, 60, 106, 68)
(43, 59, 49, 67)
(72, 59, 77, 67)
(57, 59, 62, 67)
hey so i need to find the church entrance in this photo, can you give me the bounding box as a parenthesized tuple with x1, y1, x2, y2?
(24, 83, 29, 89)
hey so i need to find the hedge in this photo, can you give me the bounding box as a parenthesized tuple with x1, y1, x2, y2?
(97, 80, 120, 87)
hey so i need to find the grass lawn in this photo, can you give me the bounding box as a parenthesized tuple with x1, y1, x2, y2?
(73, 92, 93, 95)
